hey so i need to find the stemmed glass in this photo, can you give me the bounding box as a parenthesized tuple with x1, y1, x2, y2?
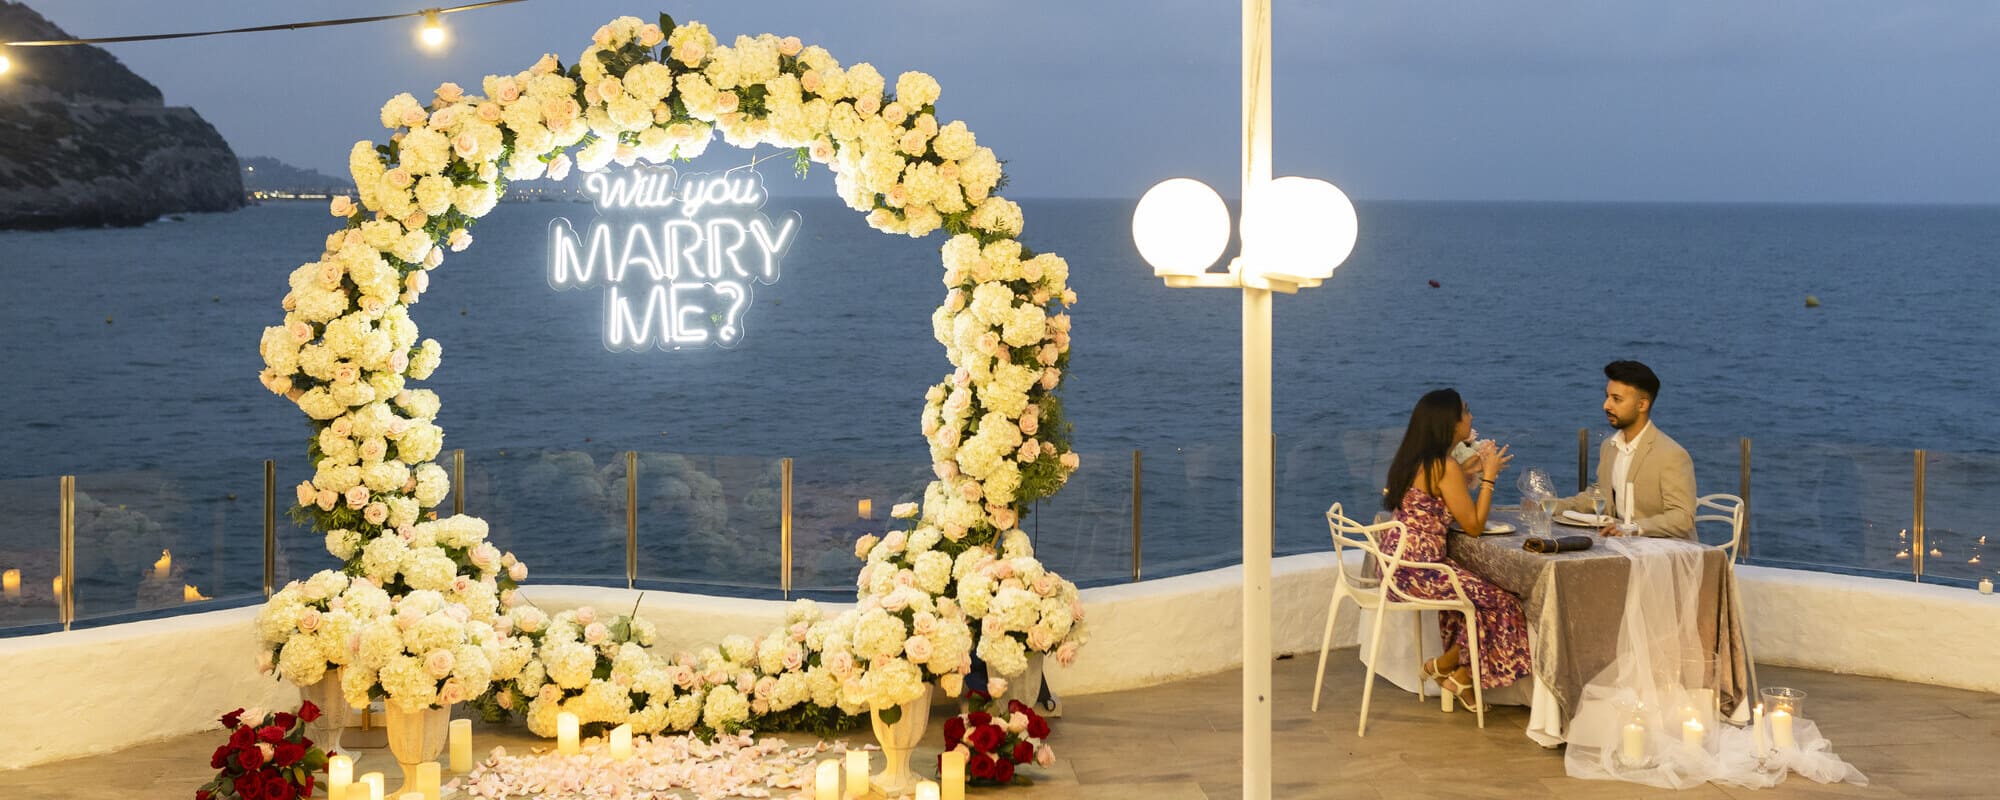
(1537, 496, 1560, 534)
(1589, 486, 1610, 523)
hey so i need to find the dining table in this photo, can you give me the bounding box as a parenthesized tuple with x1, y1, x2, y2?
(1358, 507, 1751, 746)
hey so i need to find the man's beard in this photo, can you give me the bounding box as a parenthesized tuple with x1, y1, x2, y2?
(1607, 411, 1637, 430)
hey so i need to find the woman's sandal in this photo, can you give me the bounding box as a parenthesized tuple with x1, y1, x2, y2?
(1438, 673, 1491, 713)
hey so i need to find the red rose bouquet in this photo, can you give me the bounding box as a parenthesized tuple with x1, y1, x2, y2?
(939, 692, 1054, 786)
(195, 702, 329, 800)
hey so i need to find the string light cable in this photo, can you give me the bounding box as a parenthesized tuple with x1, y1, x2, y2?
(0, 0, 529, 72)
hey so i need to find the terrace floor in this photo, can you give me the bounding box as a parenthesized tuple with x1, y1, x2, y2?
(3, 652, 1992, 799)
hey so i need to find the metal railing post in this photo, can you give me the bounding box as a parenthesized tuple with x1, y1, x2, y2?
(59, 475, 76, 631)
(625, 451, 638, 590)
(1738, 438, 1752, 558)
(780, 458, 794, 598)
(1577, 428, 1590, 493)
(1131, 449, 1143, 583)
(1913, 450, 1927, 582)
(451, 448, 465, 517)
(263, 460, 277, 597)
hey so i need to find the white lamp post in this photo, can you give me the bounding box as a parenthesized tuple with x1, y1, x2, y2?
(1129, 3, 1358, 799)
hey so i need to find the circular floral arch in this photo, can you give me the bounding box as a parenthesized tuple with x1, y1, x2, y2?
(255, 14, 1087, 738)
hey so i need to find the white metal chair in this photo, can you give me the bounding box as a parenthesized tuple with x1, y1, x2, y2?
(1311, 503, 1488, 735)
(1696, 493, 1758, 696)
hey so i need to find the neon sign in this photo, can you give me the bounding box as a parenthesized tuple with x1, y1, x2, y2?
(548, 166, 800, 350)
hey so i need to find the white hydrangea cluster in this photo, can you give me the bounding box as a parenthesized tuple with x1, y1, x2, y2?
(253, 569, 363, 687)
(325, 585, 516, 713)
(951, 543, 1089, 674)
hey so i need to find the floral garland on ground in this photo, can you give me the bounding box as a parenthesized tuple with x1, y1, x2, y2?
(255, 13, 1085, 734)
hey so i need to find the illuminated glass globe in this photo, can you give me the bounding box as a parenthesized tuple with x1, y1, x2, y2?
(1132, 178, 1232, 276)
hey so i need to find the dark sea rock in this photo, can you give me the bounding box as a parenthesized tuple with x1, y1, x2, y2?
(0, 1, 245, 230)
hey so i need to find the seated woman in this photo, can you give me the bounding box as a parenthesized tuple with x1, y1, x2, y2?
(1380, 388, 1533, 709)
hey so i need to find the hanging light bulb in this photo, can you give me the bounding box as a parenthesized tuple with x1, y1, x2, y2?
(418, 9, 447, 50)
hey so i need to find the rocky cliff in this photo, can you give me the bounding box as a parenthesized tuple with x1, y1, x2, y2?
(0, 1, 244, 229)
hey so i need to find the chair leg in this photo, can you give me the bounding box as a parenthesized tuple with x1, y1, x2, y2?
(1730, 567, 1759, 699)
(1357, 603, 1389, 737)
(1413, 609, 1427, 701)
(1466, 614, 1486, 730)
(1311, 590, 1344, 713)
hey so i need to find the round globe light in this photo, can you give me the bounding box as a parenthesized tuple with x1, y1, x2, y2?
(1246, 177, 1357, 282)
(1132, 178, 1231, 276)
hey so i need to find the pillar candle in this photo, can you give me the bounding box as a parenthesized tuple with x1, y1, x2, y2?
(1980, 578, 1993, 595)
(154, 550, 172, 575)
(416, 761, 440, 800)
(450, 718, 473, 773)
(1681, 718, 1704, 749)
(556, 712, 580, 755)
(358, 772, 384, 800)
(609, 723, 633, 760)
(814, 760, 841, 800)
(3, 568, 20, 598)
(1620, 721, 1645, 764)
(940, 749, 966, 800)
(1751, 704, 1770, 758)
(1770, 709, 1796, 750)
(1622, 482, 1636, 523)
(858, 498, 873, 519)
(844, 749, 869, 797)
(327, 754, 353, 800)
(915, 780, 941, 800)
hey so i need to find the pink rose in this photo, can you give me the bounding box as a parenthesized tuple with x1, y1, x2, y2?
(297, 609, 322, 633)
(1033, 574, 1058, 596)
(438, 679, 466, 706)
(591, 25, 614, 46)
(826, 651, 855, 679)
(1027, 627, 1055, 651)
(1059, 452, 1081, 470)
(1041, 368, 1062, 390)
(330, 417, 353, 437)
(584, 622, 609, 644)
(802, 71, 824, 94)
(385, 168, 413, 189)
(855, 95, 881, 116)
(881, 591, 910, 614)
(435, 82, 464, 103)
(547, 153, 573, 182)
(1022, 260, 1044, 282)
(904, 636, 934, 662)
(363, 502, 389, 525)
(1036, 745, 1055, 767)
(573, 607, 596, 625)
(754, 675, 778, 699)
(943, 524, 968, 541)
(329, 195, 356, 218)
(782, 645, 805, 672)
(1055, 641, 1079, 667)
(532, 53, 559, 74)
(639, 24, 665, 47)
(882, 531, 907, 553)
(959, 481, 983, 502)
(882, 102, 908, 125)
(989, 506, 1018, 530)
(499, 588, 519, 607)
(425, 649, 456, 678)
(789, 621, 810, 643)
(673, 42, 705, 67)
(1017, 440, 1040, 462)
(716, 92, 740, 114)
(344, 487, 370, 509)
(451, 576, 473, 595)
(988, 677, 1009, 698)
(1019, 415, 1039, 436)
(295, 482, 317, 507)
(778, 36, 802, 56)
(316, 490, 339, 511)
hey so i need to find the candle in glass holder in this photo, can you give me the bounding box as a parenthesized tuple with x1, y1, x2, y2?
(940, 748, 966, 800)
(814, 759, 841, 800)
(3, 569, 19, 598)
(449, 718, 472, 772)
(1620, 720, 1646, 764)
(610, 723, 633, 760)
(417, 761, 440, 800)
(154, 550, 172, 576)
(915, 780, 941, 800)
(183, 584, 206, 602)
(556, 712, 580, 755)
(358, 772, 385, 800)
(1770, 709, 1796, 750)
(1980, 577, 1993, 595)
(858, 498, 873, 519)
(1681, 718, 1704, 748)
(844, 749, 869, 797)
(52, 576, 63, 598)
(328, 754, 353, 800)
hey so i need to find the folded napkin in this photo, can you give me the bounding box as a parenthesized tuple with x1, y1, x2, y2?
(1523, 535, 1595, 553)
(1561, 510, 1613, 527)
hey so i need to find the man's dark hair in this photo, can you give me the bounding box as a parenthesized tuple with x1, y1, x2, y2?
(1604, 360, 1660, 402)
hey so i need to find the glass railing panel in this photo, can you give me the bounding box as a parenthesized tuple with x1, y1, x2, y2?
(632, 451, 786, 595)
(1028, 449, 1134, 589)
(1738, 439, 1912, 579)
(0, 476, 62, 634)
(1917, 449, 1997, 587)
(459, 445, 628, 585)
(1138, 434, 1243, 580)
(1678, 434, 1749, 550)
(69, 459, 265, 626)
(788, 454, 931, 595)
(1276, 425, 1397, 558)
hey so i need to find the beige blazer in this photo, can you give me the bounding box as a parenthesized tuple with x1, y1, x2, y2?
(1555, 424, 1697, 539)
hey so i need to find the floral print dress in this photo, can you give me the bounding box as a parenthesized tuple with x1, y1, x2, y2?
(1386, 486, 1533, 689)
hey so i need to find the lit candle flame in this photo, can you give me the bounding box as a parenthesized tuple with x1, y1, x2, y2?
(154, 549, 172, 575)
(183, 584, 208, 602)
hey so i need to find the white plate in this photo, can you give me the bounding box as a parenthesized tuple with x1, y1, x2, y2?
(1562, 511, 1613, 527)
(1452, 521, 1517, 534)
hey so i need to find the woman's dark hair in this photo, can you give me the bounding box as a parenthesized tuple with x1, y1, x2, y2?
(1604, 360, 1660, 402)
(1383, 388, 1465, 510)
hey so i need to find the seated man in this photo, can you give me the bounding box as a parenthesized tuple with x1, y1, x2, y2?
(1554, 360, 1695, 539)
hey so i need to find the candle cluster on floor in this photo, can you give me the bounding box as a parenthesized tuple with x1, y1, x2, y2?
(453, 731, 871, 799)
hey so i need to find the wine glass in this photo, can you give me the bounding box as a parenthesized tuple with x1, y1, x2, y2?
(1589, 486, 1609, 522)
(1537, 496, 1560, 532)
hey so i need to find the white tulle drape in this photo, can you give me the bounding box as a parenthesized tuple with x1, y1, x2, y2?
(1563, 538, 1867, 789)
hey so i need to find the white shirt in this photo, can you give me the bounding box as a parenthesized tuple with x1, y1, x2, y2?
(1610, 421, 1651, 520)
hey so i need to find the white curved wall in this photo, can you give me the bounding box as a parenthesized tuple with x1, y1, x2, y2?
(3, 555, 1995, 770)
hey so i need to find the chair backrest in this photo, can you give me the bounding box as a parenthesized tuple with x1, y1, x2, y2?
(1326, 502, 1412, 593)
(1695, 493, 1746, 562)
